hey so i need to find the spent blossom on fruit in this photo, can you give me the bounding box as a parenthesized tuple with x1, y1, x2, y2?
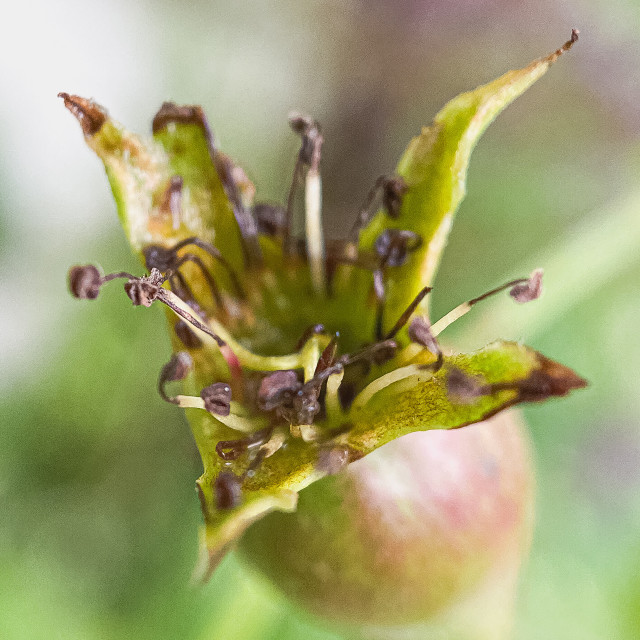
(62, 30, 584, 578)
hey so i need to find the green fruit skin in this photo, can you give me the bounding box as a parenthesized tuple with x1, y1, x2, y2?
(239, 411, 534, 632)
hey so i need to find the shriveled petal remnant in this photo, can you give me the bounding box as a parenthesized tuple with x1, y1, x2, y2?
(62, 31, 584, 578)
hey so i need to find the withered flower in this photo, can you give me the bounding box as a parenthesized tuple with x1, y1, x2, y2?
(61, 31, 584, 582)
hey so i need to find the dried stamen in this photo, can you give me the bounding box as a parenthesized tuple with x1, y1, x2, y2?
(408, 316, 443, 371)
(174, 252, 224, 308)
(258, 370, 301, 412)
(431, 269, 545, 337)
(175, 393, 266, 432)
(68, 265, 136, 300)
(124, 268, 165, 307)
(201, 383, 232, 417)
(257, 367, 328, 428)
(374, 229, 422, 268)
(372, 229, 423, 338)
(509, 268, 543, 303)
(384, 286, 432, 340)
(145, 286, 226, 347)
(285, 113, 326, 295)
(143, 237, 246, 302)
(349, 175, 408, 243)
(339, 339, 398, 368)
(213, 151, 263, 267)
(158, 351, 193, 404)
(68, 265, 102, 299)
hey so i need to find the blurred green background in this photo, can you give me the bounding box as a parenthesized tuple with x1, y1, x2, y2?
(1, 1, 639, 638)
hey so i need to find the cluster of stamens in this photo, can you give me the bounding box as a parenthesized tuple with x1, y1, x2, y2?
(68, 109, 544, 510)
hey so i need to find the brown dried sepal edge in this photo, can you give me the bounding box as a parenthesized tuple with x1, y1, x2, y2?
(58, 93, 107, 137)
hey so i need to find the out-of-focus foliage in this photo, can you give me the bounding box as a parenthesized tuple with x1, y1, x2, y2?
(0, 1, 639, 639)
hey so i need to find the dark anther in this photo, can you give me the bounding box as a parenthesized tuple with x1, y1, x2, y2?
(446, 367, 483, 404)
(290, 388, 321, 425)
(68, 265, 102, 299)
(382, 176, 408, 219)
(254, 203, 287, 237)
(349, 175, 409, 243)
(124, 268, 164, 307)
(469, 271, 543, 308)
(509, 268, 543, 303)
(258, 370, 324, 426)
(375, 229, 422, 268)
(124, 280, 158, 307)
(201, 383, 232, 417)
(288, 113, 323, 169)
(258, 370, 301, 411)
(214, 471, 243, 510)
(295, 324, 326, 351)
(158, 351, 193, 404)
(338, 382, 357, 410)
(370, 341, 398, 365)
(142, 244, 174, 272)
(385, 286, 432, 340)
(317, 445, 350, 475)
(58, 93, 107, 137)
(373, 269, 386, 340)
(174, 319, 203, 349)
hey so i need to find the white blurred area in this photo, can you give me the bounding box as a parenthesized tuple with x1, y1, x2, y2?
(0, 0, 162, 388)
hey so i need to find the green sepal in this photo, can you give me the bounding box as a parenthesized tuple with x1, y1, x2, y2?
(59, 94, 248, 276)
(350, 35, 577, 331)
(193, 341, 584, 576)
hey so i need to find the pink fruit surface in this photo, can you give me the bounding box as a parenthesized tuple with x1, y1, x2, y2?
(240, 411, 534, 630)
